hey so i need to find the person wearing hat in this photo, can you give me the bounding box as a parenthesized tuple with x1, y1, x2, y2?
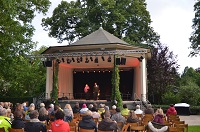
(80, 104, 89, 114)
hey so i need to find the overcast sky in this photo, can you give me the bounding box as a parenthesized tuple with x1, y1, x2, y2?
(32, 0, 200, 74)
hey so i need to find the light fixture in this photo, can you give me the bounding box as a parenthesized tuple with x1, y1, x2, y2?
(90, 56, 93, 61)
(77, 57, 80, 63)
(85, 56, 89, 63)
(67, 58, 71, 64)
(94, 56, 98, 63)
(121, 57, 126, 65)
(101, 56, 105, 61)
(80, 56, 83, 62)
(56, 59, 61, 64)
(72, 57, 75, 62)
(138, 56, 144, 62)
(107, 55, 111, 62)
(62, 58, 65, 63)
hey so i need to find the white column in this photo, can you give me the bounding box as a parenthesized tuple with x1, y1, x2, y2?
(46, 67, 53, 99)
(140, 58, 147, 101)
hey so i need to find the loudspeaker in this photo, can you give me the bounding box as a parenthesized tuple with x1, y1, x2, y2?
(43, 61, 52, 67)
(116, 58, 121, 65)
(121, 57, 126, 65)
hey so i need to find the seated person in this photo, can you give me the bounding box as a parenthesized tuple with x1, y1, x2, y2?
(51, 110, 70, 132)
(24, 110, 46, 132)
(78, 110, 97, 132)
(111, 107, 126, 124)
(134, 105, 143, 114)
(166, 104, 177, 117)
(121, 104, 130, 116)
(11, 110, 25, 129)
(0, 108, 11, 132)
(80, 104, 89, 114)
(126, 110, 140, 123)
(153, 108, 164, 125)
(98, 111, 119, 132)
(144, 104, 154, 114)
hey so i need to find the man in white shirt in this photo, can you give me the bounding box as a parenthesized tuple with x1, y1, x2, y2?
(134, 105, 143, 114)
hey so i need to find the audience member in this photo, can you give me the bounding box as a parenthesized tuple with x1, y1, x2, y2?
(38, 107, 49, 123)
(11, 110, 25, 129)
(98, 111, 119, 132)
(78, 110, 97, 132)
(111, 107, 126, 124)
(6, 108, 13, 121)
(91, 107, 100, 119)
(0, 108, 11, 132)
(152, 108, 164, 125)
(51, 110, 70, 132)
(121, 104, 130, 116)
(126, 110, 140, 123)
(25, 105, 35, 121)
(144, 104, 154, 114)
(24, 110, 46, 132)
(15, 103, 25, 120)
(134, 105, 143, 114)
(63, 104, 73, 122)
(72, 102, 80, 113)
(48, 104, 54, 115)
(166, 104, 177, 117)
(88, 104, 94, 111)
(80, 104, 89, 114)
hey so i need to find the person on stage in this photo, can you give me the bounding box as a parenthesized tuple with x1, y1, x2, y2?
(93, 82, 99, 100)
(84, 84, 90, 100)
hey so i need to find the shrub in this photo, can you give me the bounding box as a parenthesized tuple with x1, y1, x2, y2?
(162, 92, 181, 105)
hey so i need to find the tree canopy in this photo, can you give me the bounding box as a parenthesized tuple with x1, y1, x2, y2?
(190, 0, 200, 56)
(42, 0, 159, 45)
(0, 0, 51, 97)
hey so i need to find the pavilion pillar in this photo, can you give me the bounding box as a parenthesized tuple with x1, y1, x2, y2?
(46, 66, 53, 99)
(140, 57, 147, 101)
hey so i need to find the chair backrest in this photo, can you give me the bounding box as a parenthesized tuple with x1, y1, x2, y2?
(173, 121, 185, 124)
(130, 125, 145, 131)
(174, 124, 188, 132)
(79, 128, 94, 132)
(169, 127, 184, 132)
(8, 128, 24, 132)
(98, 130, 114, 132)
(117, 122, 124, 130)
(121, 124, 129, 132)
(69, 122, 77, 132)
(0, 128, 5, 132)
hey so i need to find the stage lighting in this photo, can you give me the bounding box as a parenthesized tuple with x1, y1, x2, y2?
(56, 59, 61, 64)
(101, 56, 105, 61)
(72, 57, 75, 62)
(62, 58, 65, 63)
(77, 57, 80, 63)
(107, 55, 111, 62)
(94, 56, 98, 63)
(67, 58, 71, 64)
(90, 56, 93, 61)
(85, 57, 89, 63)
(138, 56, 144, 62)
(80, 56, 83, 62)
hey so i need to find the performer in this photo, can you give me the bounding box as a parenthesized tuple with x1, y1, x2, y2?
(84, 84, 90, 100)
(93, 82, 99, 100)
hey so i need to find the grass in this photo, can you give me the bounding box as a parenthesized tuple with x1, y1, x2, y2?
(188, 126, 200, 132)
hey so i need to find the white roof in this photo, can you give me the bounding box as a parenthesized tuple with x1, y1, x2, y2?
(174, 103, 190, 107)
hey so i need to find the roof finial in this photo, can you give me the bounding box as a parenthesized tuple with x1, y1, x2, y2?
(99, 23, 103, 29)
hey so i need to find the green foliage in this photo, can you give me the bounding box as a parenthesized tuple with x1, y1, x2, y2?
(162, 92, 181, 105)
(190, 106, 200, 115)
(42, 0, 159, 45)
(0, 0, 51, 98)
(111, 57, 122, 108)
(147, 43, 180, 104)
(189, 1, 200, 56)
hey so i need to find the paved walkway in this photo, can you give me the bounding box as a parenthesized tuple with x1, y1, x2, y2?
(179, 115, 200, 126)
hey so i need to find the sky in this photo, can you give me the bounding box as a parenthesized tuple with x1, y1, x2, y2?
(32, 0, 200, 74)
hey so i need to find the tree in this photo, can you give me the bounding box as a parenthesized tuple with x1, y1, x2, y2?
(0, 0, 51, 97)
(189, 1, 200, 56)
(147, 43, 180, 104)
(42, 0, 159, 45)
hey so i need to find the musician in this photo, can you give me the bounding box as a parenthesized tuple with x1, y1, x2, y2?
(84, 84, 90, 100)
(93, 82, 100, 100)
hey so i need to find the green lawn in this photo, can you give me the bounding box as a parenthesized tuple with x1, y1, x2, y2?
(189, 126, 200, 132)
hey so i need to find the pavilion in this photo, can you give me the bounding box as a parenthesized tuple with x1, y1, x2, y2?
(41, 27, 151, 102)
